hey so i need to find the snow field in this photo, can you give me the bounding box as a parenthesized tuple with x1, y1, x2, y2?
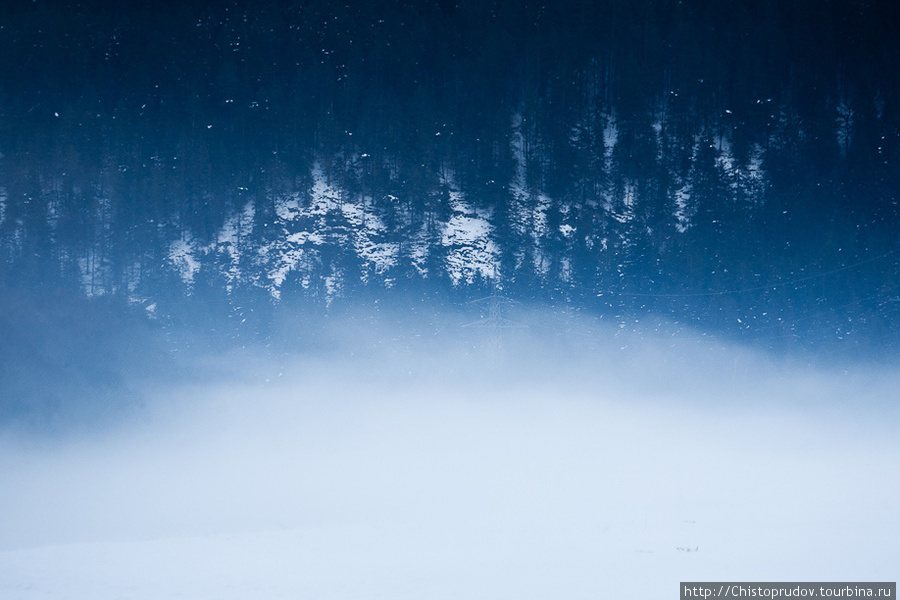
(1, 338, 897, 599)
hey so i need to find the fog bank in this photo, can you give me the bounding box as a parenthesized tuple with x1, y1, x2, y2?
(1, 313, 897, 599)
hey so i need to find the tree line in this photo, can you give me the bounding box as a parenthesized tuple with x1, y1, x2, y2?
(1, 0, 898, 353)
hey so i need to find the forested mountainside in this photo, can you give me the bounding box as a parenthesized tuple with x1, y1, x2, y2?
(1, 0, 899, 354)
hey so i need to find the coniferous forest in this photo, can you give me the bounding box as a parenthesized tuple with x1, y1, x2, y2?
(1, 0, 900, 362)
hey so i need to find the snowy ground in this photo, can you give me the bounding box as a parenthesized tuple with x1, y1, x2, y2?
(1, 327, 898, 599)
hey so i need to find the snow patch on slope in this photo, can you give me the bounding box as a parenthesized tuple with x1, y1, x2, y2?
(168, 234, 201, 287)
(310, 162, 342, 210)
(674, 184, 692, 232)
(340, 197, 399, 280)
(274, 192, 303, 222)
(263, 164, 336, 298)
(509, 114, 556, 272)
(715, 136, 735, 174)
(214, 200, 256, 292)
(265, 162, 400, 297)
(441, 172, 498, 285)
